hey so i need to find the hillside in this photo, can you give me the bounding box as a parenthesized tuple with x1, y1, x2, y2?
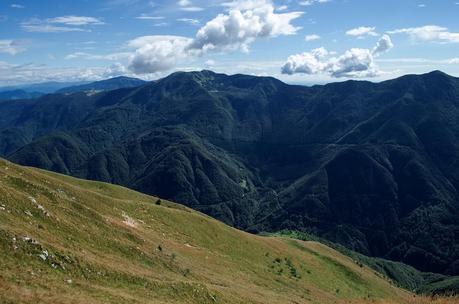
(1, 70, 459, 277)
(0, 158, 441, 304)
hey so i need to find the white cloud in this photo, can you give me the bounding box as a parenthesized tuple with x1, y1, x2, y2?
(178, 0, 204, 11)
(450, 58, 459, 64)
(178, 0, 191, 6)
(128, 36, 194, 74)
(180, 6, 204, 11)
(47, 16, 104, 26)
(136, 15, 164, 20)
(281, 35, 394, 78)
(177, 18, 200, 25)
(328, 48, 379, 78)
(281, 47, 329, 75)
(21, 16, 103, 33)
(222, 0, 271, 10)
(21, 24, 88, 33)
(0, 40, 26, 55)
(346, 26, 378, 37)
(298, 0, 330, 6)
(190, 2, 302, 53)
(389, 25, 459, 43)
(277, 5, 288, 11)
(205, 59, 216, 66)
(372, 34, 394, 55)
(65, 52, 131, 60)
(305, 34, 320, 41)
(0, 61, 134, 86)
(11, 4, 25, 8)
(128, 0, 302, 73)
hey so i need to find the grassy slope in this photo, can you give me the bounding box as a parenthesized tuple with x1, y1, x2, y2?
(0, 158, 453, 304)
(271, 231, 459, 296)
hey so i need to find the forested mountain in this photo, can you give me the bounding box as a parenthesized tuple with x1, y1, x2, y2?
(1, 70, 459, 276)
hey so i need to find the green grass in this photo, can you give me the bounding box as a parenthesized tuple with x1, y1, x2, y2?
(272, 230, 459, 296)
(0, 158, 453, 303)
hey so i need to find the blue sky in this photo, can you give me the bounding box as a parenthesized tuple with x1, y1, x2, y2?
(0, 0, 459, 85)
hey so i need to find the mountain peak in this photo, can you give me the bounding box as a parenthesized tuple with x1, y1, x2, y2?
(425, 70, 449, 77)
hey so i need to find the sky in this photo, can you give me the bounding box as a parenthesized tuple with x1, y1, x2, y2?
(0, 0, 459, 86)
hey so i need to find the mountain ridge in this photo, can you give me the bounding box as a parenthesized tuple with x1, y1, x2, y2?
(56, 76, 146, 94)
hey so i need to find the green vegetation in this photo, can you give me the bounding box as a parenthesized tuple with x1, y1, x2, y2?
(274, 230, 459, 296)
(0, 158, 446, 304)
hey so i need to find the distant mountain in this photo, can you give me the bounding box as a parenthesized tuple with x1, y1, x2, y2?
(0, 81, 90, 94)
(0, 89, 43, 101)
(56, 76, 147, 94)
(2, 157, 456, 303)
(0, 77, 146, 97)
(1, 70, 459, 278)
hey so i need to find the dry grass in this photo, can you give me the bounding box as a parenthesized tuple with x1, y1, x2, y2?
(0, 158, 456, 304)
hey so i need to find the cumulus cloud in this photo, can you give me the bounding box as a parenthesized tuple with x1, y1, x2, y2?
(281, 47, 329, 75)
(450, 58, 459, 64)
(0, 40, 27, 55)
(128, 0, 302, 73)
(372, 34, 394, 55)
(281, 35, 394, 78)
(346, 26, 378, 37)
(388, 25, 459, 43)
(128, 36, 194, 74)
(189, 4, 301, 53)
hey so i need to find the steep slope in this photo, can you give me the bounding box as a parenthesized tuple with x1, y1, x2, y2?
(56, 76, 146, 94)
(1, 70, 459, 276)
(0, 158, 429, 304)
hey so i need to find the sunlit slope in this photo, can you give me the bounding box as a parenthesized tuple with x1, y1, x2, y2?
(0, 158, 428, 303)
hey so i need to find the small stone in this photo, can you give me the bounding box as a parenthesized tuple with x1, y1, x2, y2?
(39, 250, 48, 261)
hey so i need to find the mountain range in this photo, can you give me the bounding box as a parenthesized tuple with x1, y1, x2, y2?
(1, 70, 458, 278)
(0, 76, 146, 100)
(0, 81, 90, 94)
